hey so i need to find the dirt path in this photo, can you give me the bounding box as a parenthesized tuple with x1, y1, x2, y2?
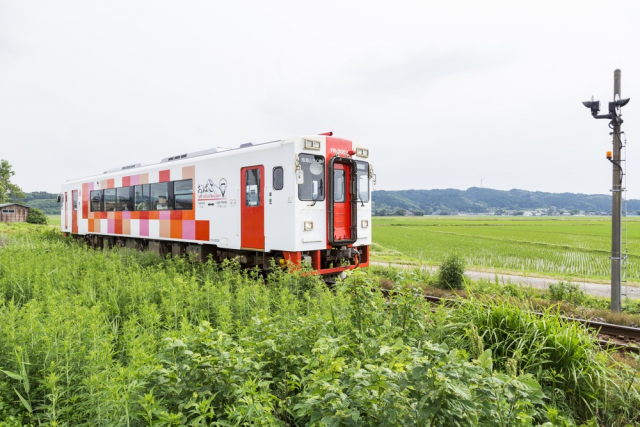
(371, 262, 640, 300)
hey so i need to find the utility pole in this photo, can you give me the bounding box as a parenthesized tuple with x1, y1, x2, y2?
(611, 70, 623, 313)
(582, 69, 630, 313)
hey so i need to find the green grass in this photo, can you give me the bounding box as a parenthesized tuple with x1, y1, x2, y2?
(46, 215, 60, 226)
(0, 224, 638, 425)
(373, 216, 640, 283)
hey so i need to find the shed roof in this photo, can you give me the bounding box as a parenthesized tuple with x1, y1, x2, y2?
(0, 203, 31, 209)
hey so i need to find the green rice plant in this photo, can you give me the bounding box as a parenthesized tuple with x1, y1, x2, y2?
(373, 216, 640, 282)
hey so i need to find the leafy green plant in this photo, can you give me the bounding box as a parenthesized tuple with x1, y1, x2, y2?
(437, 298, 629, 423)
(548, 281, 587, 305)
(25, 208, 47, 225)
(437, 254, 466, 289)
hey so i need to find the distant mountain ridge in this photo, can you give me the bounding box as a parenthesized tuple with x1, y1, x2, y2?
(372, 187, 640, 214)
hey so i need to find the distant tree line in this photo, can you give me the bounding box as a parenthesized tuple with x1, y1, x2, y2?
(24, 196, 60, 215)
(372, 187, 637, 216)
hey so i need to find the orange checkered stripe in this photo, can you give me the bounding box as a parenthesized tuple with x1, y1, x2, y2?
(80, 165, 209, 241)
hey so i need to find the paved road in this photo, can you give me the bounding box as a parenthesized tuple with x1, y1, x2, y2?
(371, 262, 640, 300)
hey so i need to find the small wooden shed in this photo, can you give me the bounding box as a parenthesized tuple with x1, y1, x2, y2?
(0, 203, 30, 223)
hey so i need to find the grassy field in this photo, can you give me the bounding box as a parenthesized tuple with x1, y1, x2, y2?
(0, 223, 638, 425)
(46, 214, 60, 226)
(373, 216, 640, 283)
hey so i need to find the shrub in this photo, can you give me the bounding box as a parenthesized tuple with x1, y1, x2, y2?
(548, 281, 587, 305)
(25, 208, 47, 225)
(437, 254, 466, 289)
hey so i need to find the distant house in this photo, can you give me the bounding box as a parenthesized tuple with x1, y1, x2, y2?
(0, 203, 30, 223)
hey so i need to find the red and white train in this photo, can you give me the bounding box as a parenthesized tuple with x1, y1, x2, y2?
(59, 133, 372, 276)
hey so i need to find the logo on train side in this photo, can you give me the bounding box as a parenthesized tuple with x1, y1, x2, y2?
(330, 148, 349, 156)
(197, 178, 228, 208)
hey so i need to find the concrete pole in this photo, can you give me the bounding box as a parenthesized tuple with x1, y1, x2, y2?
(611, 69, 622, 313)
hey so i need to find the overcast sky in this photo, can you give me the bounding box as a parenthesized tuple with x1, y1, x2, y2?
(1, 1, 639, 198)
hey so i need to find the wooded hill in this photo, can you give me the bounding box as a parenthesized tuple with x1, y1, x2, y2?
(19, 191, 59, 215)
(372, 187, 640, 215)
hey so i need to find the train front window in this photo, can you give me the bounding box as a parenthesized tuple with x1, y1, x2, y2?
(103, 189, 116, 211)
(298, 154, 325, 201)
(91, 190, 103, 212)
(356, 161, 370, 203)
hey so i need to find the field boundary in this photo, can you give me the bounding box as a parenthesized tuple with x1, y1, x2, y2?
(371, 261, 640, 300)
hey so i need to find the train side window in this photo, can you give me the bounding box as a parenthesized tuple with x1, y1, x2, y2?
(73, 191, 78, 211)
(334, 169, 345, 202)
(150, 182, 173, 210)
(103, 189, 117, 211)
(298, 154, 325, 201)
(356, 161, 370, 202)
(117, 187, 133, 211)
(273, 167, 283, 190)
(245, 169, 260, 206)
(134, 185, 149, 211)
(174, 179, 193, 210)
(91, 190, 103, 212)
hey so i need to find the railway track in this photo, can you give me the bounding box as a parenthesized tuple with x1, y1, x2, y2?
(422, 295, 640, 354)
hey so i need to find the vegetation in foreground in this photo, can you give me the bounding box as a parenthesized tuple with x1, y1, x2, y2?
(373, 216, 640, 283)
(0, 224, 638, 426)
(373, 261, 640, 323)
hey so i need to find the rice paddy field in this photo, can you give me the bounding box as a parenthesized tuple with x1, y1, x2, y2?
(46, 215, 60, 226)
(373, 216, 640, 283)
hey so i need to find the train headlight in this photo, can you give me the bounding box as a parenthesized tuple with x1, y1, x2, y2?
(356, 148, 369, 158)
(304, 221, 314, 231)
(304, 140, 321, 150)
(361, 219, 369, 228)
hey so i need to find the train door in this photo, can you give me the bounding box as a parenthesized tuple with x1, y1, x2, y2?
(332, 163, 351, 241)
(240, 165, 265, 249)
(328, 157, 357, 245)
(72, 190, 78, 234)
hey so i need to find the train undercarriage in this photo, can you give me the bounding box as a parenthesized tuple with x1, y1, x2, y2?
(72, 233, 369, 275)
